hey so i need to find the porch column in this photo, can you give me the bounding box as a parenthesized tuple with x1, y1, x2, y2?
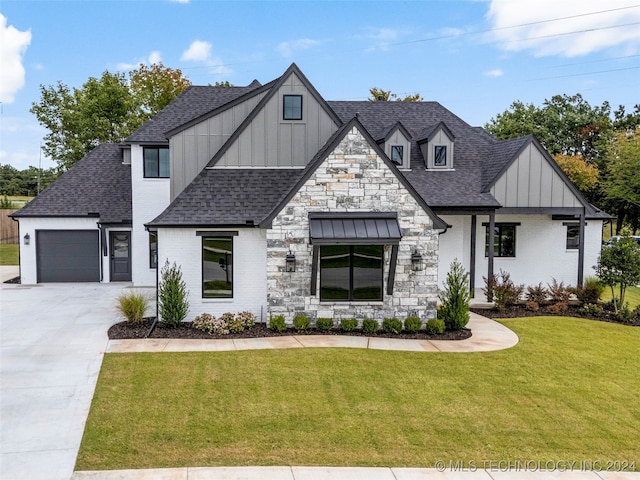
(578, 209, 585, 287)
(488, 212, 495, 281)
(469, 215, 476, 297)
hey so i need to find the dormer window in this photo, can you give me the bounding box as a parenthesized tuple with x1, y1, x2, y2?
(283, 95, 302, 120)
(391, 145, 403, 165)
(434, 146, 447, 167)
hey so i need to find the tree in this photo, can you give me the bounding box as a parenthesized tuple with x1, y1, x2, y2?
(485, 94, 612, 165)
(31, 64, 191, 170)
(437, 259, 470, 330)
(595, 237, 640, 312)
(158, 260, 190, 327)
(368, 87, 423, 102)
(129, 63, 191, 123)
(553, 154, 599, 193)
(603, 131, 640, 233)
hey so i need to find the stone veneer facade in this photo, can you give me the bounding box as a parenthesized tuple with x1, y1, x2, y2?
(266, 127, 439, 324)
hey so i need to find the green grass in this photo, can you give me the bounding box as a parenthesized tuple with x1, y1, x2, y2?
(77, 317, 640, 471)
(0, 244, 19, 265)
(2, 195, 33, 208)
(601, 285, 640, 309)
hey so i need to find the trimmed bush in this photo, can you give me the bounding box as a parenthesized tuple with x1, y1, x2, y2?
(425, 318, 445, 335)
(382, 317, 402, 334)
(547, 302, 568, 314)
(362, 318, 379, 334)
(315, 317, 333, 331)
(548, 278, 572, 303)
(115, 291, 150, 323)
(269, 314, 286, 332)
(438, 259, 471, 330)
(340, 318, 358, 332)
(575, 276, 604, 304)
(293, 313, 311, 331)
(158, 260, 190, 328)
(193, 313, 229, 335)
(491, 270, 524, 311)
(224, 312, 245, 333)
(526, 283, 548, 304)
(579, 303, 603, 316)
(404, 316, 422, 333)
(236, 311, 256, 329)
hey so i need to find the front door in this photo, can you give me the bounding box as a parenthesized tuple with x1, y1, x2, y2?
(110, 231, 131, 282)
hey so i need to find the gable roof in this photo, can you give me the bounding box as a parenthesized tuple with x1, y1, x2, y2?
(206, 63, 342, 168)
(125, 80, 265, 144)
(11, 143, 131, 224)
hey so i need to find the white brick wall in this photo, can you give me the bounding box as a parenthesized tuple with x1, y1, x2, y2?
(157, 227, 268, 322)
(438, 214, 604, 298)
(130, 144, 171, 286)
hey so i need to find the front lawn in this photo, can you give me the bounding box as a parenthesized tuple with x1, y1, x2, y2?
(77, 317, 640, 471)
(0, 244, 19, 265)
(601, 285, 640, 310)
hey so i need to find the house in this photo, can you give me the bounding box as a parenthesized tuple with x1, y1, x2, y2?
(12, 64, 612, 322)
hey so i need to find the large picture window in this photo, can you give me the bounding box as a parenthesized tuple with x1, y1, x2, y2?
(485, 224, 516, 257)
(320, 245, 383, 301)
(144, 147, 170, 178)
(202, 237, 233, 298)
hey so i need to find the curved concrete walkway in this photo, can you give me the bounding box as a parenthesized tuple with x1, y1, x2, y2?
(106, 312, 519, 354)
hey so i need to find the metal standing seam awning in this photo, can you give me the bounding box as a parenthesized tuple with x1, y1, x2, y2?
(308, 212, 402, 245)
(308, 212, 402, 295)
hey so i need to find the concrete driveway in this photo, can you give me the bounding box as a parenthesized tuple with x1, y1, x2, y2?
(0, 281, 134, 480)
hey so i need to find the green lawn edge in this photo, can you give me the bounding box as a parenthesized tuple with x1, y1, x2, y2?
(77, 316, 640, 471)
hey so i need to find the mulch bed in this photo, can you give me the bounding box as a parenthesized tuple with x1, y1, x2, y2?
(108, 319, 472, 341)
(471, 304, 640, 326)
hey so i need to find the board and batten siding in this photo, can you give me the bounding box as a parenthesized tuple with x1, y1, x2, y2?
(491, 143, 581, 208)
(383, 129, 411, 169)
(169, 92, 267, 200)
(214, 72, 338, 169)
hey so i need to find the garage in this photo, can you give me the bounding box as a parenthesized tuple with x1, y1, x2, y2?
(36, 230, 100, 282)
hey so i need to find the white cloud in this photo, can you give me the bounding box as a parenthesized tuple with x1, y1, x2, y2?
(181, 40, 211, 62)
(116, 51, 164, 71)
(276, 38, 320, 58)
(484, 69, 504, 77)
(486, 0, 640, 57)
(148, 50, 162, 64)
(355, 27, 404, 52)
(180, 40, 232, 77)
(0, 14, 31, 104)
(170, 0, 190, 3)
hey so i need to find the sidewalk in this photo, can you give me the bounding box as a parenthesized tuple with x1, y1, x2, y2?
(106, 312, 519, 354)
(71, 465, 640, 479)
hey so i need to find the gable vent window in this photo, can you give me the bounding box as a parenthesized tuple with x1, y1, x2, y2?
(283, 95, 303, 120)
(390, 145, 403, 165)
(434, 145, 447, 167)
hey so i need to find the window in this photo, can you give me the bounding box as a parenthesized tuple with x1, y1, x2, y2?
(149, 232, 157, 269)
(566, 224, 580, 250)
(144, 147, 170, 178)
(434, 145, 447, 166)
(320, 245, 383, 301)
(485, 224, 516, 257)
(202, 237, 233, 298)
(390, 145, 403, 165)
(283, 95, 302, 120)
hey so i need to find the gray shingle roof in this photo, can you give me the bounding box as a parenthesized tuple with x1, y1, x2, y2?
(11, 143, 131, 224)
(125, 81, 265, 144)
(147, 168, 304, 227)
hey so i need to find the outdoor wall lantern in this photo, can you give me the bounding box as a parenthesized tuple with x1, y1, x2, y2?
(411, 250, 423, 271)
(23, 233, 30, 245)
(286, 250, 296, 272)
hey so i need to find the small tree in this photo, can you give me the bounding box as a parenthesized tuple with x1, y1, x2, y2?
(158, 260, 190, 327)
(438, 259, 470, 330)
(595, 237, 640, 312)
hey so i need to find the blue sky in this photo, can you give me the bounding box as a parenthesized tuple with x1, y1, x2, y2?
(1, 0, 639, 170)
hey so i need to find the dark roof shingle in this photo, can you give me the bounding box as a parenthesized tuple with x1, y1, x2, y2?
(11, 143, 131, 224)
